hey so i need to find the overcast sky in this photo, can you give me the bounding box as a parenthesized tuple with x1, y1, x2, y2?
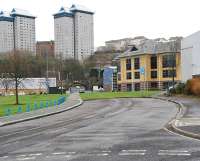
(1, 0, 200, 47)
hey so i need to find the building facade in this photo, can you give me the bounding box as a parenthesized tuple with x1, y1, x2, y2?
(181, 31, 200, 82)
(36, 41, 54, 57)
(54, 4, 94, 61)
(115, 39, 181, 91)
(0, 9, 36, 54)
(103, 66, 117, 92)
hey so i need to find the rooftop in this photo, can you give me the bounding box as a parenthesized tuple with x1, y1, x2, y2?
(114, 38, 181, 60)
(11, 8, 36, 18)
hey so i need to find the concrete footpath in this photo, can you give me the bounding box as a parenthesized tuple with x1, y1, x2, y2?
(0, 93, 83, 127)
(158, 95, 200, 139)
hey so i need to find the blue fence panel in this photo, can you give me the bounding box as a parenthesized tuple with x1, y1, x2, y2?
(34, 102, 38, 110)
(46, 101, 49, 108)
(40, 102, 44, 109)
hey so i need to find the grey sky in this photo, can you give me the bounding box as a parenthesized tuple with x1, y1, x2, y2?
(1, 0, 200, 47)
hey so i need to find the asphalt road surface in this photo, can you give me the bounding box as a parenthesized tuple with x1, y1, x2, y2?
(0, 98, 200, 161)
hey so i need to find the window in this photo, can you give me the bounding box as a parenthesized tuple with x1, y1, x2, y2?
(134, 83, 140, 91)
(151, 56, 157, 69)
(126, 59, 131, 70)
(126, 72, 132, 80)
(117, 64, 121, 72)
(127, 84, 132, 91)
(118, 84, 121, 91)
(162, 54, 176, 68)
(134, 58, 140, 69)
(163, 70, 176, 78)
(118, 73, 121, 81)
(151, 71, 157, 78)
(151, 82, 158, 89)
(134, 72, 140, 79)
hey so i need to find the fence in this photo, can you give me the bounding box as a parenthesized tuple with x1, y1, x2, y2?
(4, 96, 67, 117)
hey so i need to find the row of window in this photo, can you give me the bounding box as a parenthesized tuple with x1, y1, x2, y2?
(118, 69, 176, 81)
(126, 58, 140, 70)
(124, 54, 176, 71)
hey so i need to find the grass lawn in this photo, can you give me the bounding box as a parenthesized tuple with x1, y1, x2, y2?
(80, 91, 160, 101)
(0, 94, 67, 117)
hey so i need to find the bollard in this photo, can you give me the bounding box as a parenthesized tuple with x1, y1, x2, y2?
(17, 106, 22, 113)
(26, 104, 31, 112)
(34, 102, 38, 110)
(40, 101, 43, 109)
(5, 108, 11, 116)
(54, 100, 57, 106)
(46, 101, 49, 108)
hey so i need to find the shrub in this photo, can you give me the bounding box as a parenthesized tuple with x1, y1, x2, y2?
(175, 83, 185, 94)
(184, 78, 200, 95)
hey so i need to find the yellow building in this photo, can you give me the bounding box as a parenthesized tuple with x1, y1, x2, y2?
(115, 41, 181, 91)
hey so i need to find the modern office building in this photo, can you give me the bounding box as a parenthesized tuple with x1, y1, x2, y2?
(54, 4, 94, 61)
(115, 38, 182, 91)
(0, 9, 36, 54)
(181, 31, 200, 82)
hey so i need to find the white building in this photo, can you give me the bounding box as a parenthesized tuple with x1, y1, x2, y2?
(0, 11, 14, 53)
(181, 31, 200, 82)
(0, 9, 36, 54)
(54, 4, 94, 61)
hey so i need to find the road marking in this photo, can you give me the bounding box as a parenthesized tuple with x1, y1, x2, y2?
(28, 153, 42, 156)
(52, 152, 66, 155)
(158, 150, 191, 156)
(122, 150, 146, 152)
(158, 153, 191, 156)
(96, 153, 109, 156)
(119, 152, 145, 156)
(0, 156, 8, 159)
(119, 150, 146, 156)
(68, 152, 76, 154)
(17, 157, 36, 160)
(64, 155, 72, 158)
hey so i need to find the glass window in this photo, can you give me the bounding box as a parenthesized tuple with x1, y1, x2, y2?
(151, 71, 157, 78)
(151, 82, 158, 89)
(162, 54, 176, 68)
(163, 70, 176, 78)
(134, 83, 140, 91)
(126, 72, 132, 80)
(134, 72, 140, 79)
(126, 59, 131, 70)
(151, 56, 157, 69)
(134, 58, 140, 70)
(127, 84, 132, 91)
(118, 73, 121, 81)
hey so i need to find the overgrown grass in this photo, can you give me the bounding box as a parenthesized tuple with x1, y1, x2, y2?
(80, 91, 160, 101)
(0, 94, 66, 117)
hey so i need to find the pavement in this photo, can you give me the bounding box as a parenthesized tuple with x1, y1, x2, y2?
(0, 93, 83, 127)
(161, 95, 200, 139)
(1, 97, 200, 161)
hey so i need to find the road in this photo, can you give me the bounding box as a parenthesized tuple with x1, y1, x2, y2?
(0, 98, 200, 161)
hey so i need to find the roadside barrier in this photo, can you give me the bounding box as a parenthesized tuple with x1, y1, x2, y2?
(3, 96, 67, 117)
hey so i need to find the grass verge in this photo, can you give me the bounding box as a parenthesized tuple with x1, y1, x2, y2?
(80, 91, 160, 101)
(0, 94, 66, 117)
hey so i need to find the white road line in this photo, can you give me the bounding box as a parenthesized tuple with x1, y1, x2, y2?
(122, 150, 146, 152)
(159, 150, 189, 153)
(68, 152, 76, 154)
(158, 153, 191, 156)
(119, 152, 145, 156)
(17, 157, 36, 160)
(52, 152, 66, 155)
(28, 153, 42, 156)
(96, 153, 109, 156)
(64, 155, 72, 158)
(102, 150, 111, 153)
(0, 156, 8, 159)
